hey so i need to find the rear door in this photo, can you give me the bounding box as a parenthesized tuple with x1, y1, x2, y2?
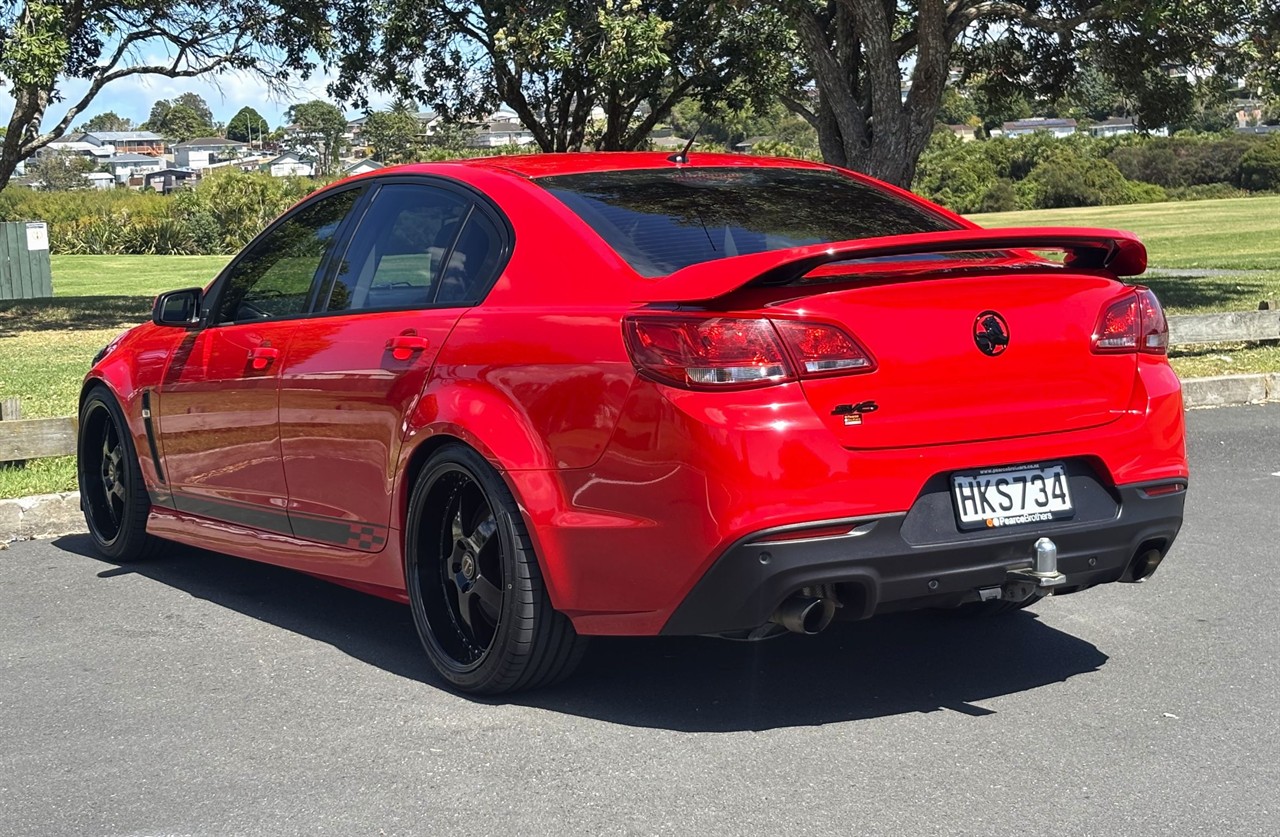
(156, 186, 362, 529)
(277, 179, 510, 550)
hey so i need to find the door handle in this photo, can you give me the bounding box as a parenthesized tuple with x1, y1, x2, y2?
(386, 333, 430, 361)
(248, 345, 280, 371)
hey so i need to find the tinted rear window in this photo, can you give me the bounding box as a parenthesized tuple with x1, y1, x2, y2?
(537, 167, 959, 276)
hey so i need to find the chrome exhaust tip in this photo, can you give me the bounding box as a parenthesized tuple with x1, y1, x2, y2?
(770, 595, 836, 635)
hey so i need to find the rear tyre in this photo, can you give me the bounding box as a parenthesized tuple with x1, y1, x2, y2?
(77, 386, 164, 562)
(405, 444, 587, 694)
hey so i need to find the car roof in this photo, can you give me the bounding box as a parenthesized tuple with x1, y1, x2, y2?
(359, 152, 836, 181)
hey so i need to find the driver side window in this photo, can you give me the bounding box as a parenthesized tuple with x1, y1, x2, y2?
(215, 188, 360, 324)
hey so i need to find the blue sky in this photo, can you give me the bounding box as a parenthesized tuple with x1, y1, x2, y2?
(53, 68, 394, 131)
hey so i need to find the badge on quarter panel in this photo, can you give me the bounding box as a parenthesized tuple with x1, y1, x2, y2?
(973, 311, 1010, 356)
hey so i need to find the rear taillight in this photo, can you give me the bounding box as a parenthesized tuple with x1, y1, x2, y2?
(623, 316, 791, 388)
(1092, 287, 1168, 355)
(773, 320, 876, 376)
(622, 315, 875, 389)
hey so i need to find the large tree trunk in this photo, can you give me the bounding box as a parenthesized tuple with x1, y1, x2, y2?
(0, 86, 52, 193)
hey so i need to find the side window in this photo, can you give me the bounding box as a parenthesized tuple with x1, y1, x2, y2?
(215, 189, 360, 324)
(438, 210, 503, 304)
(323, 184, 470, 312)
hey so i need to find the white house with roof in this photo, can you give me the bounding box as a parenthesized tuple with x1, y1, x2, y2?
(468, 110, 536, 147)
(105, 153, 165, 182)
(1000, 118, 1078, 138)
(174, 137, 249, 169)
(39, 140, 115, 163)
(342, 158, 384, 176)
(263, 151, 314, 177)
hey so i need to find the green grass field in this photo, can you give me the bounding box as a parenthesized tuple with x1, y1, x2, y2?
(970, 196, 1280, 312)
(2, 198, 1279, 500)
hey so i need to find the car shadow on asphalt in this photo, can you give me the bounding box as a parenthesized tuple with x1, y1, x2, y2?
(55, 533, 1109, 733)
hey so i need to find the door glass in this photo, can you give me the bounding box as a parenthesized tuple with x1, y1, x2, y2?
(438, 210, 502, 304)
(215, 188, 360, 323)
(323, 184, 471, 312)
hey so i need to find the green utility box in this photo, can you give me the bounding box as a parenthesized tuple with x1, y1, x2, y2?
(0, 221, 53, 301)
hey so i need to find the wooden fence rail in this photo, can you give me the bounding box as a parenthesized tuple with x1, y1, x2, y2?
(2, 310, 1278, 464)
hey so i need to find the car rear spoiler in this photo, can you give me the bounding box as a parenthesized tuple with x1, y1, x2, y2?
(635, 227, 1148, 303)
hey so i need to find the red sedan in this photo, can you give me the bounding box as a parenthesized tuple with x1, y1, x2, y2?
(78, 153, 1187, 693)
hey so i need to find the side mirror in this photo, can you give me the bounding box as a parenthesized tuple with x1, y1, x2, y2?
(152, 287, 204, 328)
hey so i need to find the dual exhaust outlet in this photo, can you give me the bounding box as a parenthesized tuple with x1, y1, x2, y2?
(770, 593, 837, 635)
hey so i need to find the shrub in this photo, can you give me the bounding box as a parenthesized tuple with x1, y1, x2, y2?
(1238, 140, 1280, 192)
(1018, 150, 1166, 209)
(978, 179, 1019, 213)
(1164, 183, 1248, 201)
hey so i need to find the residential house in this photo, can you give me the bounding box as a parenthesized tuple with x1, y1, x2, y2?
(342, 159, 384, 176)
(174, 137, 248, 170)
(469, 110, 536, 147)
(75, 131, 166, 156)
(263, 151, 315, 177)
(1000, 118, 1078, 138)
(105, 153, 164, 183)
(947, 124, 979, 142)
(145, 168, 200, 194)
(84, 172, 115, 190)
(38, 140, 114, 164)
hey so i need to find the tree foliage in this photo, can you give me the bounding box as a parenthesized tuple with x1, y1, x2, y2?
(286, 100, 348, 175)
(360, 104, 426, 163)
(226, 106, 270, 144)
(75, 111, 133, 133)
(327, 0, 792, 152)
(27, 149, 96, 190)
(0, 0, 327, 191)
(144, 94, 217, 141)
(776, 0, 1278, 187)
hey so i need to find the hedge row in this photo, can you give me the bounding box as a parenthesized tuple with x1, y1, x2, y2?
(0, 169, 322, 255)
(913, 131, 1280, 214)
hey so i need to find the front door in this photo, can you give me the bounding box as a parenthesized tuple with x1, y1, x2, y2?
(156, 186, 363, 531)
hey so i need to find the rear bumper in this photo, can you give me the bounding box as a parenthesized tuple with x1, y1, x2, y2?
(661, 483, 1185, 636)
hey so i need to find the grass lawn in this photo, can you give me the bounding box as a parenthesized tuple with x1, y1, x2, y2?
(1, 255, 229, 500)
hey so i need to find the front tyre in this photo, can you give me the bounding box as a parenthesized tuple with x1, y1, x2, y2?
(77, 385, 164, 562)
(405, 444, 587, 694)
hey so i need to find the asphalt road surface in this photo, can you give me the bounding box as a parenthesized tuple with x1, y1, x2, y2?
(2, 405, 1277, 836)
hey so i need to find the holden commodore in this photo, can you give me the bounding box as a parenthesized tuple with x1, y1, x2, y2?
(78, 153, 1187, 693)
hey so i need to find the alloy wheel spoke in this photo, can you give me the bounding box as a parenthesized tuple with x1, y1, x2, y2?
(471, 576, 502, 617)
(464, 515, 497, 556)
(454, 579, 475, 633)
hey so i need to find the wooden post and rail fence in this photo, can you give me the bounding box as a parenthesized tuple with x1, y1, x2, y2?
(2, 309, 1279, 465)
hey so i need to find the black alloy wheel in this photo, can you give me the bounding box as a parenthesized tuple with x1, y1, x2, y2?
(77, 386, 163, 562)
(405, 444, 587, 694)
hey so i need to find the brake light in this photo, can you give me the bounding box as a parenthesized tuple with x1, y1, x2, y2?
(622, 315, 875, 389)
(623, 316, 793, 388)
(1092, 287, 1168, 355)
(773, 320, 876, 376)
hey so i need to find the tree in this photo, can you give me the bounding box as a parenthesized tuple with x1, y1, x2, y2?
(360, 105, 425, 163)
(76, 111, 133, 133)
(28, 149, 97, 190)
(144, 99, 216, 141)
(286, 100, 348, 175)
(226, 106, 270, 144)
(0, 0, 328, 191)
(775, 1, 1277, 187)
(328, 1, 791, 153)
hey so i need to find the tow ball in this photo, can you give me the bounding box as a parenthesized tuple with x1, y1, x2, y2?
(977, 537, 1067, 603)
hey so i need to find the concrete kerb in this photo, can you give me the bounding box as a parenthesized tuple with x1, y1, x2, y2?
(1, 374, 1278, 543)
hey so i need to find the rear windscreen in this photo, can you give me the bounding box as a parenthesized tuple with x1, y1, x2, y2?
(536, 167, 961, 276)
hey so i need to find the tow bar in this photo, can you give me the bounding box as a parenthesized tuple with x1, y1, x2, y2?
(977, 537, 1068, 603)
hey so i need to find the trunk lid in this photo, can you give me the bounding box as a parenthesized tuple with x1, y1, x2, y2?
(763, 271, 1136, 449)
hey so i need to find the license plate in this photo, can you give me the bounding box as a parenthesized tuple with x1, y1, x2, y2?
(951, 462, 1074, 530)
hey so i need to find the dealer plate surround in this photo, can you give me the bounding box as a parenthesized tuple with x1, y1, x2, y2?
(952, 461, 1074, 530)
